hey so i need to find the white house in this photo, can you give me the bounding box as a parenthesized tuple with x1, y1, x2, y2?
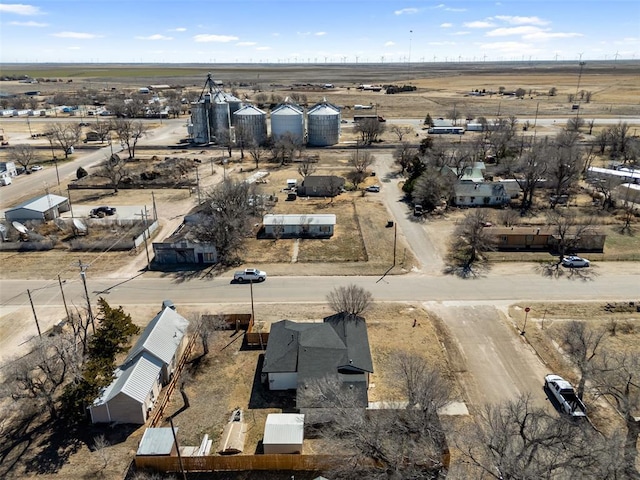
(262, 214, 336, 238)
(453, 182, 509, 207)
(0, 161, 17, 177)
(263, 413, 305, 454)
(89, 304, 189, 424)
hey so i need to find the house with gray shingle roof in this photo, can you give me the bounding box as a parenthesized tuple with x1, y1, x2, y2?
(261, 314, 373, 408)
(89, 304, 189, 424)
(453, 181, 509, 207)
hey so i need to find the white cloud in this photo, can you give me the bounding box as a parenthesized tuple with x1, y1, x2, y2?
(465, 21, 495, 28)
(433, 4, 466, 12)
(297, 31, 311, 36)
(440, 23, 453, 28)
(523, 31, 583, 40)
(315, 31, 327, 36)
(394, 8, 419, 15)
(170, 27, 187, 32)
(486, 26, 544, 37)
(0, 3, 42, 15)
(494, 15, 549, 26)
(384, 41, 395, 46)
(193, 34, 239, 43)
(9, 20, 47, 26)
(237, 41, 257, 46)
(135, 34, 173, 41)
(68, 46, 81, 50)
(452, 31, 470, 36)
(52, 31, 102, 39)
(478, 41, 534, 52)
(256, 46, 271, 51)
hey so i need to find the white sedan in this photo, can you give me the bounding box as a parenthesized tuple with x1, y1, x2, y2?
(561, 256, 590, 268)
(30, 165, 43, 171)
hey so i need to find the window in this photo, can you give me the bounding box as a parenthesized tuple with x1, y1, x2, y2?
(203, 252, 215, 263)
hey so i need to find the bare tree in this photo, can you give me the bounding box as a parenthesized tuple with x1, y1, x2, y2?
(389, 125, 413, 142)
(546, 209, 595, 264)
(411, 167, 452, 212)
(92, 434, 110, 471)
(560, 321, 606, 399)
(95, 153, 129, 193)
(393, 142, 418, 175)
(45, 122, 82, 159)
(271, 132, 301, 165)
(10, 144, 38, 170)
(548, 130, 584, 205)
(325, 175, 344, 204)
(305, 354, 450, 479)
(349, 149, 375, 189)
(447, 103, 460, 125)
(111, 118, 148, 159)
(461, 394, 606, 479)
(498, 208, 520, 227)
(593, 351, 640, 478)
(446, 210, 495, 277)
(593, 176, 624, 210)
(247, 140, 266, 169)
(1, 334, 78, 420)
(507, 140, 549, 211)
(297, 157, 317, 179)
(354, 118, 385, 145)
(486, 117, 519, 163)
(193, 179, 255, 264)
(326, 284, 373, 317)
(92, 120, 113, 143)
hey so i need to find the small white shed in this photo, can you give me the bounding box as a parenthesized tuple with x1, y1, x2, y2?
(263, 413, 304, 454)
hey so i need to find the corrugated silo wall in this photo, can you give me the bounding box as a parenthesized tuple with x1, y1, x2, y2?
(307, 113, 340, 146)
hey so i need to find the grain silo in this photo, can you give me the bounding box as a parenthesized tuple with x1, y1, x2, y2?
(189, 93, 212, 144)
(233, 105, 268, 146)
(307, 100, 340, 146)
(211, 100, 231, 139)
(270, 102, 305, 143)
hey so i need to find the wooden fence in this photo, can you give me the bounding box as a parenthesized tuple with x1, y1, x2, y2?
(136, 453, 335, 472)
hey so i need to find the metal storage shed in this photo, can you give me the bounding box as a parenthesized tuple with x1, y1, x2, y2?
(5, 193, 70, 222)
(263, 413, 305, 454)
(136, 427, 178, 456)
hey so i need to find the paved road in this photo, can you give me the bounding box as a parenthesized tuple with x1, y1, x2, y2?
(0, 118, 186, 210)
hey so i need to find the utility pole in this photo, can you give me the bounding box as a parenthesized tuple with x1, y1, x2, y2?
(136, 208, 151, 270)
(58, 275, 71, 322)
(27, 289, 42, 338)
(195, 165, 202, 205)
(79, 260, 95, 334)
(169, 417, 187, 480)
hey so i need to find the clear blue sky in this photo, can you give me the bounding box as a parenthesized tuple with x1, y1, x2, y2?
(1, 0, 638, 63)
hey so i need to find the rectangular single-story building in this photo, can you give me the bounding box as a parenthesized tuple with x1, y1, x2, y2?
(262, 214, 336, 238)
(263, 413, 305, 454)
(152, 217, 217, 266)
(487, 226, 606, 252)
(453, 182, 509, 207)
(0, 161, 18, 177)
(297, 175, 345, 197)
(5, 194, 70, 222)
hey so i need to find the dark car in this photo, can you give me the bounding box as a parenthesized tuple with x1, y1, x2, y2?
(90, 206, 117, 217)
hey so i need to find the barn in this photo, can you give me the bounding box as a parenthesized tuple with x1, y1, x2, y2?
(5, 194, 70, 222)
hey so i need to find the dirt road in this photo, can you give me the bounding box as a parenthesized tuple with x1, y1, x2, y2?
(425, 302, 551, 410)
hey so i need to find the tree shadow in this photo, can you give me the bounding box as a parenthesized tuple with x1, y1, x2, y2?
(443, 261, 491, 279)
(535, 262, 599, 281)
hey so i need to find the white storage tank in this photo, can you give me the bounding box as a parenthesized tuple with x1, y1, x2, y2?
(271, 103, 304, 143)
(233, 105, 268, 146)
(307, 101, 340, 146)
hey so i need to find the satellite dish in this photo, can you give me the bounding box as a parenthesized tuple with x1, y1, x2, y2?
(12, 221, 28, 234)
(73, 218, 88, 233)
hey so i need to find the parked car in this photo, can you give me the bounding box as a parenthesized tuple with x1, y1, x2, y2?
(365, 185, 380, 192)
(30, 165, 43, 171)
(90, 206, 117, 217)
(561, 255, 590, 268)
(233, 268, 267, 283)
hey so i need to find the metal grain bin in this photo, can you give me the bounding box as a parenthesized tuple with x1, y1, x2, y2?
(307, 101, 340, 146)
(271, 103, 305, 143)
(233, 105, 268, 146)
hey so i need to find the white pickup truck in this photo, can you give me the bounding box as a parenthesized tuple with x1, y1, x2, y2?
(233, 268, 267, 283)
(544, 374, 587, 417)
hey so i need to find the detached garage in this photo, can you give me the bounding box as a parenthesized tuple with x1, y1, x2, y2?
(263, 413, 305, 454)
(5, 194, 70, 222)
